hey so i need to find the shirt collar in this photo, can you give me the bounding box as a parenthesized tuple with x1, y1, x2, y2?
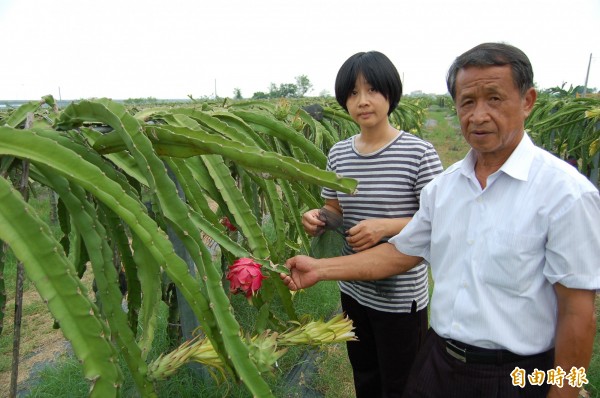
(460, 133, 535, 182)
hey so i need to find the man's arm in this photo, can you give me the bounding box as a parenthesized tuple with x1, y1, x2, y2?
(548, 283, 596, 398)
(280, 242, 423, 291)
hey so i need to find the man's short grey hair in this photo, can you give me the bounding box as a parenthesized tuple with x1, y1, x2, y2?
(446, 42, 534, 100)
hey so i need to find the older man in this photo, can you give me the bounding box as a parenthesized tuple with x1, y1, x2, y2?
(281, 42, 599, 398)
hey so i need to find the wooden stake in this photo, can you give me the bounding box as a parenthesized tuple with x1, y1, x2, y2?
(9, 112, 33, 398)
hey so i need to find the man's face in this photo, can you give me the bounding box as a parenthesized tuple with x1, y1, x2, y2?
(454, 65, 536, 164)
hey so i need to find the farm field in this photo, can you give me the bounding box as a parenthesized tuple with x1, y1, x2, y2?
(0, 103, 457, 397)
(0, 97, 600, 397)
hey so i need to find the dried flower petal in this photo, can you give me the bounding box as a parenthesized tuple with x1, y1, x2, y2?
(220, 217, 237, 232)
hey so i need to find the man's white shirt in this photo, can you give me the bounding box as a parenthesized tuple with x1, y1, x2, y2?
(390, 133, 600, 355)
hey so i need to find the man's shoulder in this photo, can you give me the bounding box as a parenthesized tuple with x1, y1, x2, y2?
(418, 159, 465, 198)
(532, 146, 597, 194)
(433, 159, 464, 180)
(444, 160, 464, 173)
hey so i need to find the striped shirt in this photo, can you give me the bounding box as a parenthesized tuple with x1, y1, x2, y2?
(322, 131, 443, 313)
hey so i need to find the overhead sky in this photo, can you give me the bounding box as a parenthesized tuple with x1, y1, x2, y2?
(0, 0, 598, 100)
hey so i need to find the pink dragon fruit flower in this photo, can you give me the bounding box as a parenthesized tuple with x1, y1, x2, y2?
(220, 217, 237, 232)
(226, 258, 266, 298)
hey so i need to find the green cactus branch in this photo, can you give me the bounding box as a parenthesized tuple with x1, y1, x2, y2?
(0, 125, 233, 383)
(35, 167, 156, 396)
(93, 125, 358, 195)
(231, 109, 327, 168)
(56, 100, 277, 397)
(0, 176, 122, 397)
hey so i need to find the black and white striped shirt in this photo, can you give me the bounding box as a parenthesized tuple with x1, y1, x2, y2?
(322, 131, 443, 313)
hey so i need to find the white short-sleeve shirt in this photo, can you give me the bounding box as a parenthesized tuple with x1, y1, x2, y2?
(389, 133, 600, 355)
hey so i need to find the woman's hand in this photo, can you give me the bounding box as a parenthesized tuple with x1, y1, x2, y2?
(303, 201, 344, 237)
(347, 219, 387, 251)
(347, 217, 412, 251)
(302, 208, 326, 236)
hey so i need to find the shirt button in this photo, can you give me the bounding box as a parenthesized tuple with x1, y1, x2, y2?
(467, 239, 474, 245)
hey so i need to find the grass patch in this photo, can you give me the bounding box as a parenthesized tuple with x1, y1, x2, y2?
(420, 107, 469, 168)
(313, 344, 354, 397)
(25, 358, 89, 398)
(586, 295, 600, 397)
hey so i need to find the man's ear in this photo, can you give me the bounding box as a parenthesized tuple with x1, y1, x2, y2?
(523, 87, 537, 118)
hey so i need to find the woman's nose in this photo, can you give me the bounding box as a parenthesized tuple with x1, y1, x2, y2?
(357, 91, 368, 106)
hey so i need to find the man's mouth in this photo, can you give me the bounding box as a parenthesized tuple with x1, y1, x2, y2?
(471, 130, 489, 136)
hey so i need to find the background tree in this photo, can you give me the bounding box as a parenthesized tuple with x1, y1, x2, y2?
(251, 91, 269, 99)
(265, 83, 298, 98)
(250, 76, 314, 99)
(295, 75, 313, 97)
(233, 88, 243, 100)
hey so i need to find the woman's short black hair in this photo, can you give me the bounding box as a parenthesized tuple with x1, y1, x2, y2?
(446, 42, 534, 100)
(335, 51, 402, 116)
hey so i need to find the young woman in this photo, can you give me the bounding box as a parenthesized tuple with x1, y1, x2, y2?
(302, 51, 443, 397)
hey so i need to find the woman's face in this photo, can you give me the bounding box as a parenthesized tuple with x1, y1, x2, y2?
(346, 74, 390, 131)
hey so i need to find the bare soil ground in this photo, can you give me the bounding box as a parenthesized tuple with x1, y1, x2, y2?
(0, 289, 71, 397)
(0, 272, 94, 397)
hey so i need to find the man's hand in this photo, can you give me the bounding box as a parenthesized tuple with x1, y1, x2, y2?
(280, 244, 423, 291)
(280, 255, 321, 291)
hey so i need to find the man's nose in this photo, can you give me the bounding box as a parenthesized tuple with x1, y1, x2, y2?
(470, 101, 490, 124)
